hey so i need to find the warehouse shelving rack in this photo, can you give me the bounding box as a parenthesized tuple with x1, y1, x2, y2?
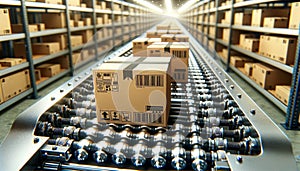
(0, 0, 160, 112)
(181, 0, 300, 129)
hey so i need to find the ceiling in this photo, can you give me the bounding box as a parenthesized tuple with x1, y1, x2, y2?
(125, 0, 189, 10)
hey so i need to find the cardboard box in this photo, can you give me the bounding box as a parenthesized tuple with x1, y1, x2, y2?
(41, 13, 66, 28)
(72, 52, 81, 65)
(73, 30, 93, 43)
(275, 85, 290, 105)
(221, 11, 231, 24)
(36, 0, 62, 4)
(146, 30, 182, 38)
(263, 17, 288, 28)
(71, 13, 81, 21)
(0, 69, 31, 101)
(103, 14, 109, 24)
(157, 25, 170, 30)
(0, 9, 11, 35)
(13, 42, 27, 58)
(234, 12, 251, 25)
(68, 0, 80, 6)
(37, 63, 61, 77)
(230, 56, 252, 67)
(35, 69, 41, 81)
(43, 34, 66, 50)
(239, 34, 257, 45)
(289, 2, 300, 29)
(244, 62, 255, 76)
(80, 3, 87, 8)
(32, 42, 60, 55)
(70, 35, 83, 47)
(96, 17, 103, 25)
(221, 48, 239, 60)
(161, 34, 189, 42)
(93, 59, 171, 127)
(132, 38, 161, 57)
(36, 23, 45, 31)
(251, 8, 290, 27)
(222, 29, 240, 44)
(11, 24, 38, 33)
(69, 20, 75, 27)
(83, 18, 92, 26)
(259, 35, 297, 65)
(74, 21, 84, 27)
(251, 63, 291, 90)
(242, 38, 260, 52)
(81, 49, 90, 61)
(0, 58, 23, 67)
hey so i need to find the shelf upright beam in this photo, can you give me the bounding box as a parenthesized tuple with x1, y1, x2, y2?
(284, 27, 300, 130)
(225, 0, 235, 71)
(134, 7, 137, 37)
(120, 2, 124, 44)
(91, 0, 99, 60)
(111, 1, 115, 48)
(64, 0, 74, 76)
(195, 5, 200, 42)
(213, 0, 220, 59)
(20, 0, 38, 99)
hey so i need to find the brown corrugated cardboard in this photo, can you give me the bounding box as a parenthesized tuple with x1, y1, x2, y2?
(230, 56, 252, 67)
(1, 69, 31, 101)
(36, 23, 45, 31)
(37, 63, 61, 77)
(289, 2, 300, 29)
(73, 30, 93, 43)
(83, 18, 92, 26)
(43, 34, 66, 50)
(157, 25, 170, 30)
(242, 38, 260, 52)
(70, 35, 83, 47)
(263, 17, 288, 28)
(0, 58, 23, 67)
(11, 24, 38, 33)
(259, 35, 297, 65)
(251, 8, 290, 27)
(36, 0, 62, 4)
(239, 34, 257, 45)
(275, 85, 290, 105)
(72, 53, 81, 65)
(35, 69, 41, 81)
(93, 59, 171, 127)
(146, 30, 182, 38)
(32, 42, 60, 55)
(80, 3, 87, 8)
(234, 12, 251, 25)
(251, 63, 291, 90)
(0, 9, 11, 35)
(41, 13, 66, 28)
(13, 42, 27, 58)
(68, 0, 80, 6)
(74, 21, 84, 27)
(221, 11, 231, 24)
(222, 29, 240, 44)
(96, 17, 103, 25)
(132, 38, 161, 57)
(161, 34, 189, 42)
(244, 62, 255, 76)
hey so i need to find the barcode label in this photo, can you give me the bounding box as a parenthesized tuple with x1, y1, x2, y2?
(133, 112, 163, 124)
(136, 75, 164, 87)
(172, 50, 187, 58)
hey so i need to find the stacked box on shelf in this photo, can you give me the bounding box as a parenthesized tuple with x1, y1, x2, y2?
(132, 38, 161, 57)
(221, 11, 231, 24)
(239, 34, 260, 52)
(263, 17, 288, 28)
(259, 35, 297, 65)
(32, 42, 60, 55)
(0, 69, 31, 103)
(0, 9, 11, 35)
(234, 12, 251, 25)
(70, 35, 83, 47)
(146, 30, 183, 38)
(36, 0, 62, 4)
(230, 56, 253, 68)
(222, 29, 240, 44)
(41, 13, 66, 29)
(43, 34, 67, 50)
(73, 30, 93, 43)
(0, 58, 24, 67)
(68, 0, 80, 7)
(37, 63, 61, 77)
(251, 8, 290, 27)
(275, 85, 291, 105)
(11, 24, 39, 33)
(244, 62, 255, 77)
(251, 63, 291, 90)
(161, 34, 189, 42)
(289, 2, 300, 29)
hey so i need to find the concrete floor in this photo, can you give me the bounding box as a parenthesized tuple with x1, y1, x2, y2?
(0, 65, 299, 170)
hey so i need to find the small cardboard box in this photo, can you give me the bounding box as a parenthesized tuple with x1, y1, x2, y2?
(36, 0, 62, 4)
(275, 85, 290, 105)
(0, 58, 23, 67)
(11, 24, 38, 33)
(83, 18, 92, 26)
(161, 34, 189, 42)
(70, 35, 83, 47)
(156, 25, 170, 30)
(223, 29, 240, 44)
(251, 8, 290, 27)
(132, 38, 161, 57)
(93, 59, 171, 127)
(37, 63, 61, 77)
(73, 30, 93, 43)
(96, 17, 103, 25)
(230, 56, 252, 67)
(36, 23, 45, 31)
(243, 38, 260, 52)
(289, 2, 300, 29)
(221, 11, 231, 24)
(146, 30, 182, 38)
(239, 34, 257, 45)
(68, 0, 80, 6)
(263, 17, 288, 28)
(35, 69, 41, 81)
(72, 52, 81, 65)
(41, 12, 66, 28)
(234, 12, 251, 25)
(259, 35, 297, 65)
(252, 63, 291, 90)
(13, 42, 26, 58)
(0, 69, 31, 101)
(244, 62, 255, 76)
(43, 34, 66, 50)
(32, 42, 60, 55)
(74, 21, 84, 27)
(0, 9, 11, 35)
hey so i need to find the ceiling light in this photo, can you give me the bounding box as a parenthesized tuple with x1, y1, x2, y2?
(177, 0, 199, 13)
(133, 0, 163, 13)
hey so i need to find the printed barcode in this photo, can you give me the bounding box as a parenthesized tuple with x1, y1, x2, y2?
(172, 50, 187, 58)
(136, 75, 164, 87)
(134, 112, 162, 124)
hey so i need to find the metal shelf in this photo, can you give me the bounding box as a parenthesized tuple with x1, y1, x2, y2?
(217, 23, 230, 28)
(232, 25, 299, 36)
(70, 26, 94, 32)
(234, 0, 282, 8)
(231, 45, 293, 74)
(30, 28, 67, 38)
(0, 88, 33, 112)
(25, 1, 66, 10)
(230, 65, 287, 112)
(37, 69, 70, 90)
(216, 39, 229, 46)
(0, 62, 29, 77)
(95, 9, 112, 14)
(33, 50, 69, 65)
(68, 6, 93, 12)
(0, 0, 21, 6)
(0, 33, 25, 42)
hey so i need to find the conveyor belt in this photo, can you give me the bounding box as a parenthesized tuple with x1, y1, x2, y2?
(0, 21, 297, 171)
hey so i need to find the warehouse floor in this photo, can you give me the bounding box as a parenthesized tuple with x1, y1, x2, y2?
(0, 60, 299, 170)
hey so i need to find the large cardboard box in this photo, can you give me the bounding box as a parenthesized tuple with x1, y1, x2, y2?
(32, 42, 60, 55)
(239, 34, 257, 45)
(251, 8, 290, 27)
(263, 17, 288, 28)
(244, 62, 255, 76)
(234, 12, 251, 25)
(161, 34, 189, 42)
(41, 13, 66, 29)
(37, 63, 61, 77)
(275, 85, 290, 105)
(146, 30, 182, 38)
(252, 63, 291, 90)
(0, 9, 11, 35)
(132, 38, 161, 57)
(0, 58, 23, 67)
(242, 38, 260, 52)
(36, 0, 62, 4)
(11, 24, 38, 33)
(259, 35, 297, 65)
(43, 34, 66, 50)
(93, 59, 171, 127)
(70, 35, 83, 47)
(0, 69, 31, 101)
(230, 56, 252, 67)
(73, 30, 93, 43)
(289, 2, 300, 29)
